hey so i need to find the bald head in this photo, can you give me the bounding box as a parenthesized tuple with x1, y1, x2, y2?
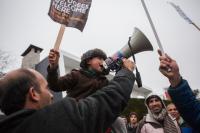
(0, 68, 41, 115)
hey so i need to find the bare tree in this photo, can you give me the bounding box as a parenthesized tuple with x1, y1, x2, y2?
(0, 50, 18, 73)
(193, 89, 200, 98)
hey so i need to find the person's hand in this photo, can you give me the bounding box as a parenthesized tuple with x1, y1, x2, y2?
(158, 49, 181, 87)
(48, 49, 60, 69)
(122, 58, 135, 72)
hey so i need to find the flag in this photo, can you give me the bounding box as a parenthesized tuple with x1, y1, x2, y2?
(168, 2, 193, 24)
(48, 0, 92, 31)
(164, 91, 171, 100)
(163, 87, 171, 100)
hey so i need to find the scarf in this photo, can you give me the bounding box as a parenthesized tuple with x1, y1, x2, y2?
(150, 109, 178, 133)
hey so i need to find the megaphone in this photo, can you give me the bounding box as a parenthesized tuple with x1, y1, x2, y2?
(103, 27, 153, 88)
(103, 27, 153, 71)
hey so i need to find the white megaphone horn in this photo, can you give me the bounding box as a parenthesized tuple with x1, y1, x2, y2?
(103, 27, 153, 88)
(103, 27, 153, 71)
(113, 27, 153, 59)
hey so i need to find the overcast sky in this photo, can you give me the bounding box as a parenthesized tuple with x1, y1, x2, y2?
(0, 0, 199, 94)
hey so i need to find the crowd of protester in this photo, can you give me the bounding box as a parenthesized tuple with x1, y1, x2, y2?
(0, 48, 199, 133)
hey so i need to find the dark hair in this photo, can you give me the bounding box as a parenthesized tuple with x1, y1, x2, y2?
(80, 48, 107, 69)
(129, 112, 138, 118)
(0, 69, 40, 115)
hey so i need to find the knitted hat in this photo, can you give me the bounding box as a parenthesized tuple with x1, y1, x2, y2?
(80, 48, 107, 69)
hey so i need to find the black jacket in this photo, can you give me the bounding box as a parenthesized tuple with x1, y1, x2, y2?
(127, 123, 137, 133)
(0, 68, 135, 133)
(168, 79, 200, 132)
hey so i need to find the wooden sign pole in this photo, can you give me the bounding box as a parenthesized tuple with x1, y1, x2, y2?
(54, 24, 66, 51)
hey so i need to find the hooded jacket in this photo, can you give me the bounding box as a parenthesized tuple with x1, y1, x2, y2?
(136, 93, 181, 133)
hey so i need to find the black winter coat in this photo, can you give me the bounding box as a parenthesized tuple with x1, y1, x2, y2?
(0, 69, 135, 133)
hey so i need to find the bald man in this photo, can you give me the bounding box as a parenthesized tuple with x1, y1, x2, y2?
(0, 58, 136, 133)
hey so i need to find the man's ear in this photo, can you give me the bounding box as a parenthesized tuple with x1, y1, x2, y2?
(28, 87, 40, 102)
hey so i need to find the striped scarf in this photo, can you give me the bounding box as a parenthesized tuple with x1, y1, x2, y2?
(151, 109, 178, 133)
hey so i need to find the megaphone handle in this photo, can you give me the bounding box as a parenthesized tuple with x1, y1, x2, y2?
(128, 37, 143, 87)
(136, 68, 142, 88)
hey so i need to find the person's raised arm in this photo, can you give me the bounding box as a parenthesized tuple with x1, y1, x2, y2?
(158, 49, 181, 87)
(76, 58, 136, 133)
(48, 49, 60, 70)
(158, 50, 200, 131)
(47, 49, 77, 92)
